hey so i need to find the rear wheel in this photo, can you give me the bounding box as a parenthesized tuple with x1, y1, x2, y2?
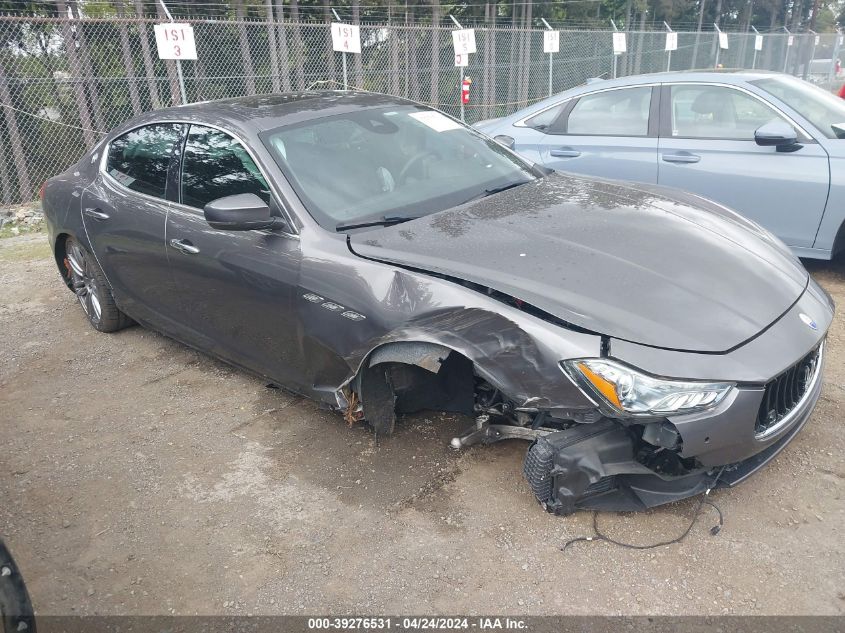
(64, 237, 132, 332)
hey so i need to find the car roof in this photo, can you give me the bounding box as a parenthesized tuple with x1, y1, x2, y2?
(510, 69, 785, 118)
(598, 69, 780, 85)
(112, 90, 418, 139)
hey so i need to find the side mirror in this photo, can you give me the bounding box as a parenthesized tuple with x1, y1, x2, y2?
(203, 193, 283, 231)
(493, 134, 516, 150)
(754, 121, 798, 149)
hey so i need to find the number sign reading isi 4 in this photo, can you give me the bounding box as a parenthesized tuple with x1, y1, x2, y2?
(331, 23, 362, 54)
(153, 23, 197, 60)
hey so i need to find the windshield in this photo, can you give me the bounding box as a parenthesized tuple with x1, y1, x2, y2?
(260, 105, 537, 230)
(752, 75, 845, 139)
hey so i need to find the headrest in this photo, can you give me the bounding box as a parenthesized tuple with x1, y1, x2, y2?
(690, 91, 725, 115)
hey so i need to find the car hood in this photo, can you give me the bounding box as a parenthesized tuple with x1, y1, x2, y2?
(472, 117, 504, 133)
(347, 174, 809, 353)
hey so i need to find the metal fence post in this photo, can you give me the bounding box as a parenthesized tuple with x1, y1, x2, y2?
(830, 30, 842, 82)
(802, 30, 816, 80)
(783, 27, 791, 74)
(751, 26, 759, 69)
(610, 20, 618, 79)
(713, 24, 722, 69)
(692, 30, 701, 70)
(713, 33, 719, 69)
(664, 22, 673, 71)
(0, 62, 31, 200)
(156, 0, 187, 104)
(449, 15, 465, 122)
(331, 9, 349, 88)
(541, 18, 553, 97)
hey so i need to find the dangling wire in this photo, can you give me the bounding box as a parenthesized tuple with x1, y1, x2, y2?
(561, 466, 727, 552)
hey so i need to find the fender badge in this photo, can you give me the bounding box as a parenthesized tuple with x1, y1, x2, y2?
(799, 313, 818, 330)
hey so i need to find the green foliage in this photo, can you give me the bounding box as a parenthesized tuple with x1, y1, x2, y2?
(0, 0, 840, 31)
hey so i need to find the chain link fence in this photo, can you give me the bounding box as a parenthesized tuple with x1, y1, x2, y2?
(0, 14, 842, 205)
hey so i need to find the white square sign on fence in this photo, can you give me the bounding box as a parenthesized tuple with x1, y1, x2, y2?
(665, 31, 677, 51)
(331, 23, 361, 54)
(543, 30, 560, 53)
(815, 35, 821, 45)
(755, 34, 763, 51)
(452, 29, 477, 55)
(719, 32, 729, 49)
(788, 35, 794, 46)
(612, 32, 626, 54)
(153, 23, 197, 60)
(454, 53, 469, 67)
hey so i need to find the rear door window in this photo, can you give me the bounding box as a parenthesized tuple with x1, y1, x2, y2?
(565, 86, 653, 136)
(180, 125, 271, 210)
(106, 123, 183, 198)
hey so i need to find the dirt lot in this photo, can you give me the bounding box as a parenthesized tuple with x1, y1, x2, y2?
(0, 231, 843, 616)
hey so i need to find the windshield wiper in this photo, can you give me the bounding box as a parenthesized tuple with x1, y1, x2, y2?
(484, 180, 532, 196)
(462, 179, 532, 205)
(335, 216, 416, 232)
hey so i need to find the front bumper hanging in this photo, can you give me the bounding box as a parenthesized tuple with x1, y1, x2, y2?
(523, 391, 819, 515)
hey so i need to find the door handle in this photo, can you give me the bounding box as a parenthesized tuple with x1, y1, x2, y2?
(662, 152, 701, 164)
(83, 207, 110, 221)
(550, 147, 581, 158)
(169, 238, 200, 255)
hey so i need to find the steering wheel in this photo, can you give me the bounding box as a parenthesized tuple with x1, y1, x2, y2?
(397, 150, 438, 185)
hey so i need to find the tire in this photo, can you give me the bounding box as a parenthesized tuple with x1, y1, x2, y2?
(64, 236, 132, 333)
(0, 540, 36, 633)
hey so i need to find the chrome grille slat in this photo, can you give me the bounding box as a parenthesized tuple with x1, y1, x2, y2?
(775, 368, 786, 417)
(755, 346, 821, 437)
(790, 365, 800, 408)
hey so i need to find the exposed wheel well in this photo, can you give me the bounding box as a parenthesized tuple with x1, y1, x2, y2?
(53, 232, 73, 289)
(354, 343, 477, 436)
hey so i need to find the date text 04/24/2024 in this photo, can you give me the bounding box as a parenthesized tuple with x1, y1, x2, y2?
(307, 618, 528, 630)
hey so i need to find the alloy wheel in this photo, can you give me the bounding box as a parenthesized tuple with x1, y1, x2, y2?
(66, 240, 102, 323)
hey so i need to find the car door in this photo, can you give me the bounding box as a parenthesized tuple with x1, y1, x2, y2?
(502, 104, 564, 164)
(657, 83, 830, 249)
(80, 122, 184, 327)
(536, 85, 659, 183)
(165, 123, 304, 386)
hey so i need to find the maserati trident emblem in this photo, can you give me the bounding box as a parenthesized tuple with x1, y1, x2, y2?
(799, 313, 818, 330)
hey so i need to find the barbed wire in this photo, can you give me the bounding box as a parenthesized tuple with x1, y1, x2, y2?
(0, 0, 831, 33)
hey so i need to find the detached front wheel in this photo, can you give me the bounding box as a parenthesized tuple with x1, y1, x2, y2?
(64, 237, 131, 332)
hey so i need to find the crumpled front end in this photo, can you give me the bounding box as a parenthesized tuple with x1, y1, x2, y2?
(524, 342, 823, 514)
(520, 280, 830, 514)
(338, 211, 832, 514)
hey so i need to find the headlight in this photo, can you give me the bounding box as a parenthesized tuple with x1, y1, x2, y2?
(562, 358, 734, 417)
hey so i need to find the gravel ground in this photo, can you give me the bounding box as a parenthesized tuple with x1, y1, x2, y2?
(0, 231, 843, 616)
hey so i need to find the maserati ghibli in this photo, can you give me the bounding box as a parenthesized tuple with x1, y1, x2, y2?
(41, 92, 833, 514)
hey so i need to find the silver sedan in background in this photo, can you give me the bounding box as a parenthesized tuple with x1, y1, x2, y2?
(475, 71, 845, 260)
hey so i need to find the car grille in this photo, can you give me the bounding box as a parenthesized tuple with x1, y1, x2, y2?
(755, 345, 821, 438)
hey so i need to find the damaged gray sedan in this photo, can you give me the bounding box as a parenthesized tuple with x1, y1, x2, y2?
(42, 91, 833, 514)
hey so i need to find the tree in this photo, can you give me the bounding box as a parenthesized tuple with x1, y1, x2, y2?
(115, 0, 142, 115)
(234, 0, 257, 94)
